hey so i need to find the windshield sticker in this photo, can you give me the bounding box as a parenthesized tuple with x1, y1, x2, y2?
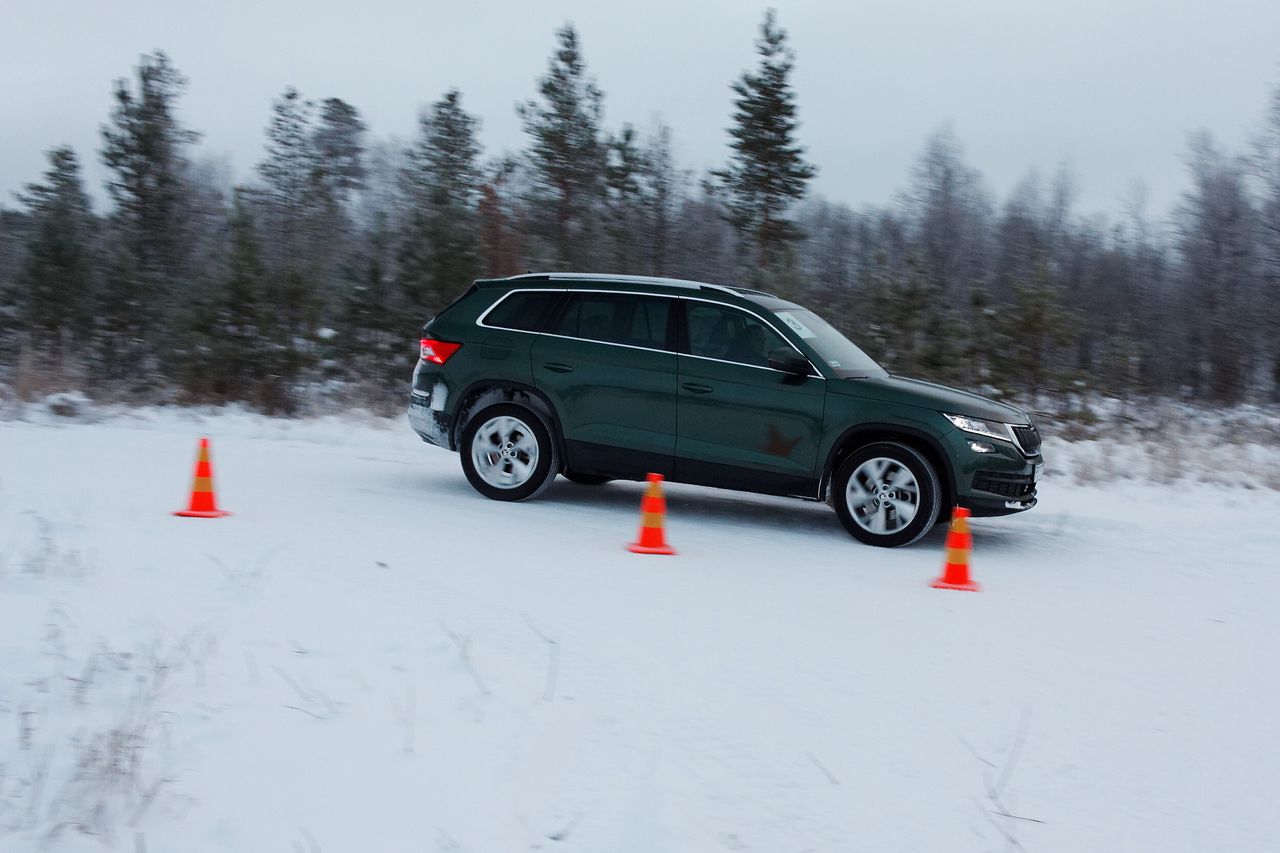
(828, 360, 841, 367)
(776, 311, 816, 339)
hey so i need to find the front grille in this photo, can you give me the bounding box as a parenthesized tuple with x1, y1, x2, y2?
(973, 471, 1037, 499)
(1011, 424, 1041, 456)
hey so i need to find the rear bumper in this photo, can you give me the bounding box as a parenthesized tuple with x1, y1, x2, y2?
(408, 391, 453, 449)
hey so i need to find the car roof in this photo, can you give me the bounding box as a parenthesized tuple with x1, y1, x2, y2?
(475, 272, 782, 303)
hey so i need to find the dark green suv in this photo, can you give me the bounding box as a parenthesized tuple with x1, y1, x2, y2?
(408, 273, 1042, 547)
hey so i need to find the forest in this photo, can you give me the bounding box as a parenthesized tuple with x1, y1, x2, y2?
(2, 11, 1279, 413)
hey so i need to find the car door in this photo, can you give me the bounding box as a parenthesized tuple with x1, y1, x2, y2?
(531, 291, 678, 477)
(674, 298, 827, 496)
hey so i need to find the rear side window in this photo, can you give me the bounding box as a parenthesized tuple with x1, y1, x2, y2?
(482, 290, 562, 332)
(550, 293, 672, 350)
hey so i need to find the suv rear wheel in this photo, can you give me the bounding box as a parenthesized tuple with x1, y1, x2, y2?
(833, 441, 941, 547)
(459, 404, 559, 501)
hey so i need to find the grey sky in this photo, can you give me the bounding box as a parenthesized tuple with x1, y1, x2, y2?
(3, 0, 1278, 219)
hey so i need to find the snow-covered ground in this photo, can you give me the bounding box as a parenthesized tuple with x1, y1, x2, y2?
(1, 405, 1278, 852)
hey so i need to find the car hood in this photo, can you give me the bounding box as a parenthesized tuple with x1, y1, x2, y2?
(835, 375, 1029, 424)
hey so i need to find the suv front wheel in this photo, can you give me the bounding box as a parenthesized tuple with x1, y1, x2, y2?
(459, 404, 559, 501)
(833, 441, 941, 547)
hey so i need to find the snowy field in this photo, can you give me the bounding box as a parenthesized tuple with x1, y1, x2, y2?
(2, 405, 1279, 852)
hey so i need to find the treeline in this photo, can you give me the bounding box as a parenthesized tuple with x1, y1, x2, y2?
(1, 11, 1279, 411)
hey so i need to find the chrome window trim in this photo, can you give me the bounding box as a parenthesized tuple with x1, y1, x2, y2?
(535, 332, 673, 356)
(474, 286, 824, 378)
(476, 287, 676, 354)
(679, 351, 820, 376)
(679, 295, 824, 378)
(474, 287, 569, 330)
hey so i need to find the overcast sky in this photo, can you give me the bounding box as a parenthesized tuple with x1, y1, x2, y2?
(3, 0, 1278, 219)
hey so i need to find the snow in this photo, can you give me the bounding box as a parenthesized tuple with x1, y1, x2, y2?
(429, 381, 449, 413)
(1, 406, 1279, 851)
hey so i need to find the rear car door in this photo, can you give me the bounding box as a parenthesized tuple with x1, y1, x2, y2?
(531, 291, 678, 477)
(674, 299, 827, 496)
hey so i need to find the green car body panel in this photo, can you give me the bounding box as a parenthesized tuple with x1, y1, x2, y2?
(408, 273, 1042, 520)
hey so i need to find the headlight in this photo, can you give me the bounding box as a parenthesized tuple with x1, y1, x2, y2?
(942, 413, 1011, 443)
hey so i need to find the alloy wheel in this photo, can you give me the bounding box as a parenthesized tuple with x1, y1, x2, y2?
(845, 456, 921, 535)
(470, 415, 540, 489)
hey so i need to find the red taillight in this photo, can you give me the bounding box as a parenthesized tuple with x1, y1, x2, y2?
(419, 338, 462, 365)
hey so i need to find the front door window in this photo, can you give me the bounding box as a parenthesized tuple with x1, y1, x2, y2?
(686, 302, 791, 369)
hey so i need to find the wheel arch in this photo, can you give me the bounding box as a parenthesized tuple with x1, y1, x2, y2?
(822, 423, 956, 512)
(451, 380, 566, 467)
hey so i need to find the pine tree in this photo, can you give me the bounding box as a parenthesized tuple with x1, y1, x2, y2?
(254, 87, 365, 391)
(257, 88, 319, 256)
(15, 146, 95, 348)
(309, 96, 367, 313)
(643, 122, 682, 277)
(994, 260, 1076, 399)
(1178, 132, 1259, 401)
(342, 213, 402, 388)
(604, 124, 647, 272)
(519, 24, 606, 268)
(313, 97, 367, 208)
(478, 161, 523, 278)
(866, 254, 960, 381)
(406, 90, 481, 212)
(220, 194, 271, 393)
(98, 51, 200, 370)
(1255, 81, 1280, 398)
(715, 10, 816, 273)
(399, 89, 483, 316)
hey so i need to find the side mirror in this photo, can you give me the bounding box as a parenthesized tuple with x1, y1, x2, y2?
(767, 348, 811, 376)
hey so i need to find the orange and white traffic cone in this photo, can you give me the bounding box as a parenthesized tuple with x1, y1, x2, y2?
(174, 437, 231, 518)
(628, 472, 676, 555)
(931, 506, 978, 591)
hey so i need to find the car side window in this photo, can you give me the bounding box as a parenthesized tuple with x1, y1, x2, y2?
(550, 293, 671, 350)
(482, 290, 563, 332)
(686, 302, 790, 369)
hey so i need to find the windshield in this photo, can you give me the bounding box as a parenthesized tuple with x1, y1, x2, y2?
(771, 308, 885, 378)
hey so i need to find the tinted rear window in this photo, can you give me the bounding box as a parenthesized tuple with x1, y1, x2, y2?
(482, 290, 562, 332)
(550, 293, 672, 350)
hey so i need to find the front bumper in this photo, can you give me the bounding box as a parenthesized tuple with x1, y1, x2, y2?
(968, 494, 1038, 517)
(944, 427, 1043, 517)
(967, 464, 1042, 516)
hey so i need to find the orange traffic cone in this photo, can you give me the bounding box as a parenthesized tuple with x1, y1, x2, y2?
(931, 506, 978, 591)
(628, 473, 676, 555)
(174, 437, 231, 518)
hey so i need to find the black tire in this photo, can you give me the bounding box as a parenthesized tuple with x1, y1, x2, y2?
(459, 403, 559, 502)
(562, 471, 611, 486)
(832, 441, 941, 547)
